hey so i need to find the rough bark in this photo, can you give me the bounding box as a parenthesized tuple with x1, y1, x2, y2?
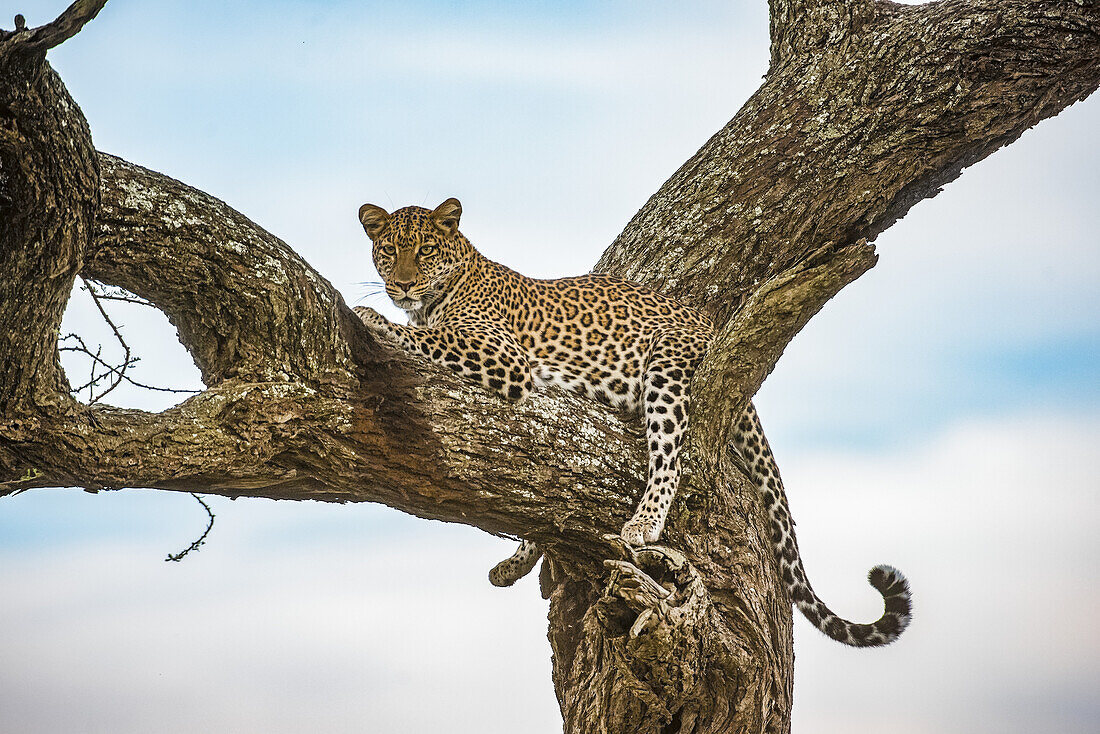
(0, 1, 104, 413)
(1, 2, 1097, 733)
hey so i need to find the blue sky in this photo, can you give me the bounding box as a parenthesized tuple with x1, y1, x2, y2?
(2, 1, 1098, 732)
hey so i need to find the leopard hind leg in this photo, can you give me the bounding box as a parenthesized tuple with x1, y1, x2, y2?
(488, 540, 542, 587)
(620, 327, 709, 545)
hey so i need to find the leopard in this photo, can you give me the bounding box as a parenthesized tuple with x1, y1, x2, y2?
(353, 197, 912, 647)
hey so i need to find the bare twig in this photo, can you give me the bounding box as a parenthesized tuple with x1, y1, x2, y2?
(79, 279, 131, 403)
(83, 280, 155, 307)
(165, 494, 216, 562)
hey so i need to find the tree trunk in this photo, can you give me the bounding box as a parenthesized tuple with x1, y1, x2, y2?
(1, 2, 1097, 732)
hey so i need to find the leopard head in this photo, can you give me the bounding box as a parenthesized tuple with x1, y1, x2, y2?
(358, 197, 472, 311)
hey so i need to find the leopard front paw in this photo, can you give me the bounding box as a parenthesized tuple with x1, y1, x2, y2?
(621, 515, 662, 547)
(353, 305, 392, 336)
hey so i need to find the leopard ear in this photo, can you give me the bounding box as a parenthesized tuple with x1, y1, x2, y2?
(358, 203, 391, 240)
(431, 197, 462, 236)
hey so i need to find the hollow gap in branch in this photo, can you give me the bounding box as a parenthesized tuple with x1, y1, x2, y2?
(57, 278, 204, 410)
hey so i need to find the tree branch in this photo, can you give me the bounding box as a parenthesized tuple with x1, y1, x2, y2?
(0, 3, 101, 412)
(14, 1, 108, 50)
(90, 154, 359, 390)
(4, 0, 1093, 571)
(2, 2, 1098, 731)
(0, 153, 650, 567)
(599, 0, 1100, 325)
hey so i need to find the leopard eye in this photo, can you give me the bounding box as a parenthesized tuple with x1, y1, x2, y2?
(419, 244, 437, 257)
(380, 245, 396, 256)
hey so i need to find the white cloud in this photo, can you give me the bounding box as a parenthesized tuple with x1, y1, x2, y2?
(0, 517, 562, 734)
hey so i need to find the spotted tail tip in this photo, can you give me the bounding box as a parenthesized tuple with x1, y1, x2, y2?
(867, 563, 913, 642)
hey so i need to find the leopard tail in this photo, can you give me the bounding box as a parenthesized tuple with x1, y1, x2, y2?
(733, 403, 912, 647)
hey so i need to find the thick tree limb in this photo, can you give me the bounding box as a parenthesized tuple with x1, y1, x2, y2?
(0, 4, 100, 412)
(90, 154, 360, 390)
(2, 1, 1098, 732)
(0, 1, 108, 51)
(599, 0, 1100, 325)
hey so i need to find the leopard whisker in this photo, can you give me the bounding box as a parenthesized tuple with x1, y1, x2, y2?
(354, 291, 392, 306)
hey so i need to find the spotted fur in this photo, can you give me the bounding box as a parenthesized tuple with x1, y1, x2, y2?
(355, 198, 912, 647)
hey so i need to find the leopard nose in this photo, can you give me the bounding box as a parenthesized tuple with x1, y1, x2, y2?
(393, 280, 415, 293)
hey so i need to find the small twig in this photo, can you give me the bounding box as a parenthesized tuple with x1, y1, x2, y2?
(61, 332, 196, 398)
(165, 494, 216, 562)
(60, 332, 130, 394)
(84, 278, 131, 403)
(83, 281, 154, 307)
(88, 342, 101, 402)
